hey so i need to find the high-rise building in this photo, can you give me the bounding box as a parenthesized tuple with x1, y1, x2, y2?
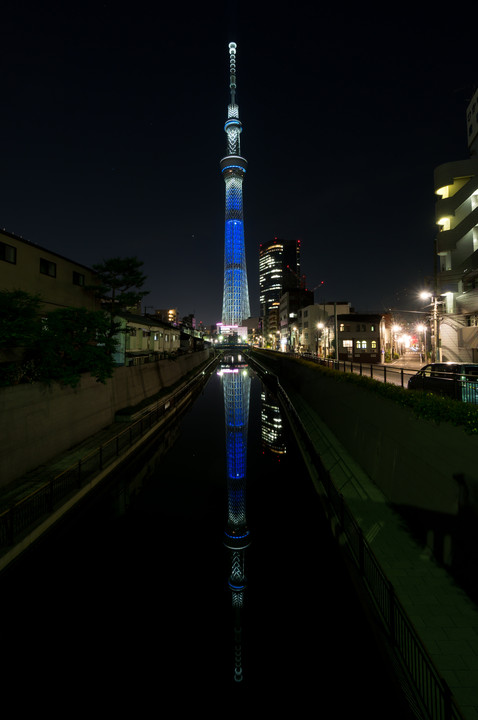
(219, 42, 250, 336)
(434, 87, 478, 361)
(259, 237, 301, 339)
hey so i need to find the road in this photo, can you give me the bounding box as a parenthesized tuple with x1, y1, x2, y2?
(306, 349, 424, 388)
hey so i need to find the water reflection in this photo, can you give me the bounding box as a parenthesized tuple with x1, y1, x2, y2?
(218, 352, 252, 683)
(261, 387, 286, 458)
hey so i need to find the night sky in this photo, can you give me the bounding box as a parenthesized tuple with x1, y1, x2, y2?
(1, 2, 476, 327)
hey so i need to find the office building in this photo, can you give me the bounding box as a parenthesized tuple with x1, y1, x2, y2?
(259, 237, 301, 338)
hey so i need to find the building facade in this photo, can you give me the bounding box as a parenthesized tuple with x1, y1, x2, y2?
(115, 312, 181, 364)
(220, 42, 250, 334)
(434, 88, 478, 362)
(0, 229, 101, 312)
(259, 237, 301, 338)
(334, 313, 383, 364)
(296, 301, 352, 355)
(279, 288, 314, 351)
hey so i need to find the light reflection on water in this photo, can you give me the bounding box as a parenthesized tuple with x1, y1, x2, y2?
(0, 355, 413, 716)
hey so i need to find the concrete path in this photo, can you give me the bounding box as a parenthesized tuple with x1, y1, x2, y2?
(287, 388, 478, 720)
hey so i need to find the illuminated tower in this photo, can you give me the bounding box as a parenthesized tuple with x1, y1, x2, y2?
(220, 42, 250, 329)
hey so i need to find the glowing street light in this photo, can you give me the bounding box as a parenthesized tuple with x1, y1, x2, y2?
(391, 324, 401, 358)
(420, 292, 445, 362)
(416, 323, 427, 363)
(316, 322, 324, 357)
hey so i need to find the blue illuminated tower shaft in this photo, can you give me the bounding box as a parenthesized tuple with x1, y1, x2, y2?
(221, 42, 250, 326)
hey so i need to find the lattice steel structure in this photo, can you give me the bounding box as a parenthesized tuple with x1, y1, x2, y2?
(220, 42, 250, 326)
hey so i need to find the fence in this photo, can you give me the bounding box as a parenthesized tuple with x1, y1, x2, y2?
(249, 353, 465, 720)
(299, 353, 478, 404)
(0, 357, 217, 552)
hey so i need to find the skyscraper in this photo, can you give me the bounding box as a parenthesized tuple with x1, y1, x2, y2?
(259, 237, 301, 338)
(220, 42, 250, 334)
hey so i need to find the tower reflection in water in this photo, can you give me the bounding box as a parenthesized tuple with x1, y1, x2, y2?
(218, 353, 251, 683)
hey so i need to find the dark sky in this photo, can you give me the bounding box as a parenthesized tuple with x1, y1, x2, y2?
(1, 1, 476, 327)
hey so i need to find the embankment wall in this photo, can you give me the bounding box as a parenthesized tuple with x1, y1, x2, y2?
(252, 350, 478, 516)
(1, 349, 212, 487)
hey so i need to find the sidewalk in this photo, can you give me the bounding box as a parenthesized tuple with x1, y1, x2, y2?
(0, 420, 133, 513)
(287, 388, 478, 720)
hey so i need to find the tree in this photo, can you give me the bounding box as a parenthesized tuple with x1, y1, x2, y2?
(0, 289, 41, 347)
(36, 307, 117, 387)
(90, 256, 149, 332)
(0, 291, 117, 387)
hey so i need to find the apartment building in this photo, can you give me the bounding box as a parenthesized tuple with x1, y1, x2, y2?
(0, 229, 101, 312)
(434, 88, 478, 361)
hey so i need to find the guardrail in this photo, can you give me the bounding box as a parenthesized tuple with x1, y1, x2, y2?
(0, 357, 218, 552)
(294, 353, 416, 388)
(248, 353, 465, 720)
(290, 353, 478, 404)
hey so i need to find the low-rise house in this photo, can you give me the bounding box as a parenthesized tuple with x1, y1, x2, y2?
(333, 313, 384, 364)
(115, 312, 181, 365)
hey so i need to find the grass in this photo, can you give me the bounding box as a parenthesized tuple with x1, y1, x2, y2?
(256, 350, 478, 436)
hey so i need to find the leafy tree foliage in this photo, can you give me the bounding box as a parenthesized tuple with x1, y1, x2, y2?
(90, 256, 149, 331)
(34, 307, 117, 387)
(0, 292, 117, 387)
(0, 290, 41, 347)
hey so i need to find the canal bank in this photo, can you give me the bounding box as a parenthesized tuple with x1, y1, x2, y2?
(0, 351, 421, 716)
(0, 348, 214, 487)
(249, 349, 478, 720)
(0, 353, 218, 572)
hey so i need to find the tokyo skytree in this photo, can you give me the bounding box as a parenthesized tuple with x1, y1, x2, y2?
(220, 42, 250, 327)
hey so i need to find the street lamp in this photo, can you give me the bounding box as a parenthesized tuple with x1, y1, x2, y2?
(420, 292, 444, 362)
(316, 322, 324, 357)
(416, 323, 427, 363)
(391, 325, 401, 359)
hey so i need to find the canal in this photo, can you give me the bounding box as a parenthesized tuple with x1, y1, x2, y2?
(1, 354, 415, 716)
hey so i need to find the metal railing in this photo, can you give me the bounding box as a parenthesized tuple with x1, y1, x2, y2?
(248, 352, 465, 720)
(0, 357, 218, 552)
(294, 353, 416, 388)
(295, 353, 478, 404)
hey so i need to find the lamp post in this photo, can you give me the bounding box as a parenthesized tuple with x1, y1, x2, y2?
(391, 325, 401, 359)
(420, 292, 444, 362)
(316, 322, 324, 357)
(416, 323, 427, 363)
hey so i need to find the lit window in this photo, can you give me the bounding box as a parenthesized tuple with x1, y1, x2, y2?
(371, 340, 377, 349)
(339, 323, 344, 331)
(361, 340, 367, 349)
(343, 340, 353, 348)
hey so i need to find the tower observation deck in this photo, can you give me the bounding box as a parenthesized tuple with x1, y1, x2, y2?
(220, 42, 250, 332)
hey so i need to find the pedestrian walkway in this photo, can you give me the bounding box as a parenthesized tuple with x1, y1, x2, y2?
(0, 420, 132, 513)
(287, 388, 478, 720)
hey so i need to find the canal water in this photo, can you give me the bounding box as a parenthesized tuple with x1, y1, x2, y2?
(1, 356, 414, 716)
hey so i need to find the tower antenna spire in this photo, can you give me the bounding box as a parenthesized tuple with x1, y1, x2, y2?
(229, 41, 237, 106)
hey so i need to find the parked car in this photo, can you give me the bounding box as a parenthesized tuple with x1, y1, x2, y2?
(407, 362, 478, 403)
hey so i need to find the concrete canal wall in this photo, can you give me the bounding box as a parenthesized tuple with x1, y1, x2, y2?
(251, 350, 478, 517)
(1, 349, 212, 487)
